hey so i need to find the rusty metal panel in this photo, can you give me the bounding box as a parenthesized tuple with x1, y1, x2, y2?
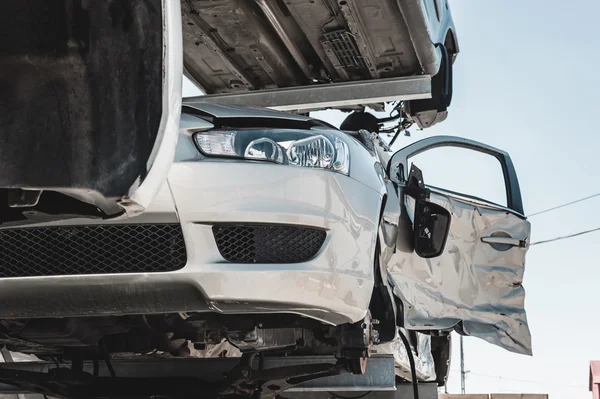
(591, 361, 600, 399)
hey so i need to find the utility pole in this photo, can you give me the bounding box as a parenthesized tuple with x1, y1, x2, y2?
(460, 335, 466, 394)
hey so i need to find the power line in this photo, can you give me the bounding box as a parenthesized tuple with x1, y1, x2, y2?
(469, 371, 587, 388)
(530, 226, 600, 246)
(527, 192, 600, 217)
(524, 191, 600, 245)
(449, 369, 587, 389)
(460, 335, 466, 394)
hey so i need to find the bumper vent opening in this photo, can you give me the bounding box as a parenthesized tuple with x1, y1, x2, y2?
(213, 224, 326, 264)
(0, 224, 186, 278)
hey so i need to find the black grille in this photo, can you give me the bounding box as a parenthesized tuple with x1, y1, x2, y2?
(213, 225, 326, 264)
(322, 30, 368, 70)
(0, 224, 187, 278)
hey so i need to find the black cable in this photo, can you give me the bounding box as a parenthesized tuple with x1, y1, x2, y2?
(389, 101, 400, 117)
(388, 129, 402, 147)
(398, 329, 419, 399)
(328, 391, 371, 399)
(99, 341, 116, 377)
(93, 359, 99, 377)
(105, 358, 116, 378)
(320, 0, 342, 31)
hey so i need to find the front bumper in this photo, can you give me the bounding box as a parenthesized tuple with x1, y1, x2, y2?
(0, 162, 383, 325)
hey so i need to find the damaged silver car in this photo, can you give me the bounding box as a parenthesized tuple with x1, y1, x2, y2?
(0, 104, 530, 396)
(0, 0, 530, 396)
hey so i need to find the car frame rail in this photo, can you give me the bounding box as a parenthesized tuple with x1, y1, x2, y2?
(0, 353, 438, 398)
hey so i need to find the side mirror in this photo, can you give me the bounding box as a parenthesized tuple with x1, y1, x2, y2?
(414, 200, 451, 258)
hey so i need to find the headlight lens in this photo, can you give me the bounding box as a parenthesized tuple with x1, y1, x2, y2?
(193, 129, 350, 174)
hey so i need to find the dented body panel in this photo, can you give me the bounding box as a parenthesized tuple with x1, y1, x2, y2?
(383, 135, 531, 354)
(387, 189, 531, 354)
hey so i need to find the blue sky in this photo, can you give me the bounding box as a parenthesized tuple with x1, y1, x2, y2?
(419, 2, 600, 397)
(183, 1, 600, 397)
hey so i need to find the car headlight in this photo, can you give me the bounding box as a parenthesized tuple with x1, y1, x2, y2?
(193, 129, 350, 175)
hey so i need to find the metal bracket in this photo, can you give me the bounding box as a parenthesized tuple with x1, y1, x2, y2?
(183, 75, 432, 113)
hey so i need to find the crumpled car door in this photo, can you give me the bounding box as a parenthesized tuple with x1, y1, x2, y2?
(386, 136, 532, 355)
(0, 0, 182, 225)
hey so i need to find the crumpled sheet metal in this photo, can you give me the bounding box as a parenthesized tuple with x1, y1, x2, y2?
(387, 191, 532, 355)
(374, 330, 436, 382)
(190, 339, 242, 358)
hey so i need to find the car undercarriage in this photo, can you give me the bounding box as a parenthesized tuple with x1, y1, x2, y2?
(181, 0, 457, 126)
(0, 350, 423, 398)
(0, 311, 393, 398)
(0, 309, 451, 398)
(1, 313, 373, 367)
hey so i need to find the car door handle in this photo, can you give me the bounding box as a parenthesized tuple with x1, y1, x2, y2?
(481, 236, 528, 248)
